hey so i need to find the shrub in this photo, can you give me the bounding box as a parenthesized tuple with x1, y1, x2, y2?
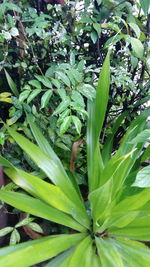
(0, 53, 150, 266)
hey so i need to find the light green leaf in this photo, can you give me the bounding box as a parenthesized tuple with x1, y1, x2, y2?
(71, 69, 83, 83)
(19, 90, 31, 103)
(140, 0, 150, 15)
(35, 75, 52, 88)
(40, 90, 52, 109)
(4, 166, 87, 230)
(89, 178, 112, 227)
(71, 91, 85, 107)
(45, 248, 75, 267)
(4, 70, 19, 97)
(51, 78, 61, 89)
(70, 52, 75, 66)
(0, 233, 87, 267)
(53, 97, 70, 115)
(5, 2, 22, 13)
(129, 23, 141, 39)
(0, 190, 85, 231)
(91, 31, 98, 44)
(102, 112, 127, 164)
(10, 229, 20, 245)
(15, 217, 34, 228)
(68, 236, 93, 267)
(56, 71, 70, 87)
(96, 237, 124, 267)
(130, 37, 144, 60)
(141, 145, 150, 163)
(77, 84, 96, 100)
(108, 216, 150, 241)
(5, 128, 90, 228)
(132, 165, 150, 188)
(27, 89, 41, 104)
(57, 109, 71, 126)
(71, 116, 82, 135)
(28, 223, 43, 234)
(112, 188, 150, 214)
(96, 0, 102, 4)
(115, 238, 150, 266)
(10, 27, 19, 37)
(60, 116, 72, 135)
(93, 23, 101, 36)
(95, 51, 110, 143)
(87, 52, 110, 191)
(0, 227, 13, 237)
(57, 88, 66, 99)
(129, 129, 150, 144)
(28, 80, 41, 89)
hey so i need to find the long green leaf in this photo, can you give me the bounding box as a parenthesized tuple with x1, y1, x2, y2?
(0, 190, 85, 232)
(96, 237, 124, 267)
(109, 217, 150, 241)
(111, 188, 150, 214)
(0, 233, 86, 267)
(87, 52, 110, 192)
(68, 236, 93, 267)
(89, 178, 112, 227)
(45, 248, 75, 267)
(95, 52, 110, 142)
(6, 127, 90, 229)
(28, 115, 82, 197)
(4, 166, 87, 229)
(102, 111, 127, 164)
(115, 238, 150, 266)
(4, 69, 19, 97)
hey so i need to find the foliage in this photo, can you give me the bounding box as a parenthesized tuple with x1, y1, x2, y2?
(0, 0, 149, 137)
(0, 53, 150, 266)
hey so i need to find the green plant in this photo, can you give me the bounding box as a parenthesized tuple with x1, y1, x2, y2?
(0, 214, 43, 245)
(0, 52, 150, 266)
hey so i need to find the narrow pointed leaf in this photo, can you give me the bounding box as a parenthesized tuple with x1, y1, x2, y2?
(45, 248, 75, 267)
(112, 188, 150, 213)
(109, 217, 150, 241)
(116, 238, 150, 266)
(87, 52, 110, 191)
(68, 236, 93, 267)
(0, 233, 86, 267)
(89, 178, 112, 225)
(6, 127, 90, 229)
(0, 190, 85, 232)
(96, 237, 124, 267)
(4, 69, 19, 97)
(102, 112, 127, 164)
(4, 167, 87, 229)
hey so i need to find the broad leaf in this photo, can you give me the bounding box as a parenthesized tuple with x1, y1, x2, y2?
(130, 37, 144, 60)
(132, 165, 150, 188)
(40, 90, 52, 109)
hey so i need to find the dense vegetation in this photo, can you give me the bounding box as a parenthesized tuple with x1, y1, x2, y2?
(0, 0, 150, 266)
